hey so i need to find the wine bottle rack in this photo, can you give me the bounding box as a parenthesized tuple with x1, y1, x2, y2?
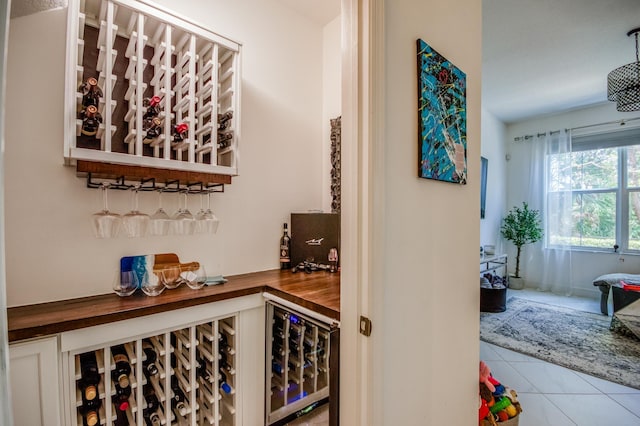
(65, 0, 241, 176)
(266, 303, 330, 425)
(73, 316, 237, 426)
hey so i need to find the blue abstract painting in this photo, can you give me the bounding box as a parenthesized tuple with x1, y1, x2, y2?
(417, 38, 467, 184)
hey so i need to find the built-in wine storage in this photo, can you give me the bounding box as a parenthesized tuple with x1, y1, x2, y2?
(65, 0, 241, 176)
(72, 316, 237, 426)
(266, 302, 331, 425)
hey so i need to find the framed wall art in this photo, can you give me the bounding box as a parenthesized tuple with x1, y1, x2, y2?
(416, 38, 467, 184)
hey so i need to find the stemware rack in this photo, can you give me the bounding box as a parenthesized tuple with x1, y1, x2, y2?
(72, 315, 237, 426)
(77, 160, 227, 194)
(65, 0, 241, 177)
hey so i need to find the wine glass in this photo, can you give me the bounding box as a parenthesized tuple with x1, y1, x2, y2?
(149, 189, 171, 236)
(141, 270, 165, 296)
(195, 192, 220, 234)
(122, 185, 150, 237)
(113, 270, 139, 296)
(172, 190, 195, 235)
(160, 265, 182, 289)
(182, 263, 207, 290)
(92, 183, 121, 238)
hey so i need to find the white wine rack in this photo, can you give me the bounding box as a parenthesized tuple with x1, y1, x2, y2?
(65, 0, 241, 176)
(72, 316, 237, 426)
(266, 303, 330, 425)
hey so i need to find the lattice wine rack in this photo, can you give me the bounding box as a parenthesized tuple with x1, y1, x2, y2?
(65, 0, 241, 176)
(71, 316, 237, 426)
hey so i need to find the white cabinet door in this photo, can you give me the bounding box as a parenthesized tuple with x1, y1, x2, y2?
(9, 336, 61, 426)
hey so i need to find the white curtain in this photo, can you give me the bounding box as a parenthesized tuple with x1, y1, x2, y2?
(519, 130, 573, 295)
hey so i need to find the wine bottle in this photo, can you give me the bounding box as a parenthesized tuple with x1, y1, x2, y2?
(217, 111, 233, 130)
(111, 345, 132, 389)
(143, 409, 161, 426)
(142, 385, 161, 426)
(218, 370, 232, 394)
(79, 105, 103, 136)
(143, 386, 160, 411)
(114, 404, 130, 426)
(112, 382, 132, 413)
(219, 353, 235, 374)
(142, 340, 159, 377)
(170, 376, 188, 416)
(80, 397, 101, 426)
(279, 223, 291, 270)
(218, 333, 234, 354)
(79, 351, 101, 402)
(79, 77, 103, 108)
(272, 360, 283, 375)
(196, 355, 212, 382)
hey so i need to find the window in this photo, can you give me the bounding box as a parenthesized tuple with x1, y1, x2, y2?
(546, 128, 640, 251)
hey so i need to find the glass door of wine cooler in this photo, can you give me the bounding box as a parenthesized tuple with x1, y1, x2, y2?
(265, 301, 334, 426)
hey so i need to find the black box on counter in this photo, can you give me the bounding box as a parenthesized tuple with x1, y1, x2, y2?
(290, 212, 340, 267)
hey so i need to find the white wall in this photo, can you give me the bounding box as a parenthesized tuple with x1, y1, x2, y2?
(5, 0, 328, 306)
(505, 102, 640, 297)
(481, 108, 507, 251)
(322, 16, 342, 212)
(378, 0, 481, 424)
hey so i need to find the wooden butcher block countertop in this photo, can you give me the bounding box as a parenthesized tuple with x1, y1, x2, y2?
(7, 269, 340, 342)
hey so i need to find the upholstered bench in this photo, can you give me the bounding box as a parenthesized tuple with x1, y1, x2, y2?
(592, 274, 640, 315)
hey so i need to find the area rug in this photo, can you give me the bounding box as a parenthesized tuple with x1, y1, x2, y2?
(480, 297, 640, 390)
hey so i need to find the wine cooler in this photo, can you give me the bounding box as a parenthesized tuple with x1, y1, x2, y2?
(70, 316, 237, 426)
(265, 296, 339, 426)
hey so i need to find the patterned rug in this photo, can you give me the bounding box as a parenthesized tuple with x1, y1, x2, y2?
(480, 297, 640, 390)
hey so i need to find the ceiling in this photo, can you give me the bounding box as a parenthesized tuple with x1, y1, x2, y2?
(483, 0, 640, 123)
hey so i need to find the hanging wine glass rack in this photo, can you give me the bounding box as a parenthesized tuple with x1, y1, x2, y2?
(77, 160, 227, 193)
(65, 0, 241, 178)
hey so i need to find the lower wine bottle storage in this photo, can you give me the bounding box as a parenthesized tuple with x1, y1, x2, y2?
(266, 302, 331, 425)
(72, 316, 237, 426)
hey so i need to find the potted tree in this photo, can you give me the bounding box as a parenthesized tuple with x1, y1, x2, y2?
(500, 202, 543, 289)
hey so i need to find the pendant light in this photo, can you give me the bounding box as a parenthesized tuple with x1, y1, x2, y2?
(608, 27, 640, 112)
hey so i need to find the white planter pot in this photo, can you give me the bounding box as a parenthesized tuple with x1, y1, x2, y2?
(509, 276, 525, 290)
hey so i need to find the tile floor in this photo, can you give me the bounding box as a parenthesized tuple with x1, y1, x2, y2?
(288, 289, 640, 425)
(482, 288, 640, 426)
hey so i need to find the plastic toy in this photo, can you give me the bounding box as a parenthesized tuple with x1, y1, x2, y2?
(480, 361, 496, 393)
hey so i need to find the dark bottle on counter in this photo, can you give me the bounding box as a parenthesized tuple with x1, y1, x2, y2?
(80, 397, 101, 426)
(142, 340, 159, 377)
(111, 345, 132, 389)
(79, 351, 101, 402)
(280, 223, 291, 270)
(170, 376, 188, 417)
